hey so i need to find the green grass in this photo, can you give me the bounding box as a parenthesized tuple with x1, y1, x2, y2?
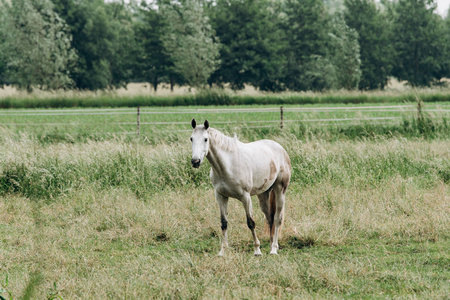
(0, 132, 449, 298)
(0, 135, 449, 199)
(1, 101, 449, 144)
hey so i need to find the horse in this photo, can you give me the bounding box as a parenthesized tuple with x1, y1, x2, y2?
(190, 119, 291, 256)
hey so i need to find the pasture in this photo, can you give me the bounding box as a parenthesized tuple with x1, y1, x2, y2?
(0, 102, 449, 298)
(1, 101, 450, 143)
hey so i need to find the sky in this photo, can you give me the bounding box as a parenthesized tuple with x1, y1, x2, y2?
(436, 0, 450, 17)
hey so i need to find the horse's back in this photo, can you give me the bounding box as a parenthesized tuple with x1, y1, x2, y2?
(246, 139, 290, 165)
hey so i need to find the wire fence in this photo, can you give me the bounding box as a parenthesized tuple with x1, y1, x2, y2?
(2, 104, 450, 135)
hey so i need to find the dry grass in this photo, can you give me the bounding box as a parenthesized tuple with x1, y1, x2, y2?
(1, 79, 449, 99)
(0, 136, 449, 298)
(1, 183, 448, 298)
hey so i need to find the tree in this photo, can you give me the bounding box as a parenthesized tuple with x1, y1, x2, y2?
(161, 0, 220, 89)
(390, 0, 445, 86)
(344, 0, 392, 90)
(105, 1, 138, 89)
(0, 0, 77, 91)
(438, 8, 450, 82)
(281, 0, 333, 91)
(52, 0, 136, 90)
(209, 0, 286, 91)
(134, 1, 180, 91)
(329, 15, 361, 90)
(0, 18, 6, 86)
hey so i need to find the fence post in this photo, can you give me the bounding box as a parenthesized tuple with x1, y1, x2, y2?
(416, 96, 422, 122)
(137, 106, 140, 136)
(280, 106, 284, 129)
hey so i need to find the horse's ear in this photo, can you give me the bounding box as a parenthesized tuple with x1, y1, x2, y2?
(191, 118, 196, 129)
(204, 120, 209, 129)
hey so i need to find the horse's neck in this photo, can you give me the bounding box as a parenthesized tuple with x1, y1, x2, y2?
(206, 129, 237, 173)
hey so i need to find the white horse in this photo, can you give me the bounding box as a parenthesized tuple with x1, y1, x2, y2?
(190, 119, 291, 256)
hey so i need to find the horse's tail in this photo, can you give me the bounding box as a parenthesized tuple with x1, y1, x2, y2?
(264, 190, 284, 238)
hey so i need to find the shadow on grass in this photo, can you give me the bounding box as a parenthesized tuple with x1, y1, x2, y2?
(226, 235, 317, 254)
(285, 236, 316, 250)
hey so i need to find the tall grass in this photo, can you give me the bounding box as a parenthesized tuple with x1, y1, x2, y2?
(0, 132, 448, 199)
(0, 137, 207, 199)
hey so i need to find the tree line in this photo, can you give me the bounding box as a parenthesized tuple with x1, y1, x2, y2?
(0, 0, 449, 93)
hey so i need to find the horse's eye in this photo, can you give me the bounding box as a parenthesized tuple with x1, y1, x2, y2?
(205, 138, 208, 142)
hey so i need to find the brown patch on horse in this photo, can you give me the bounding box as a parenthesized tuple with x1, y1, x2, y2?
(281, 173, 290, 193)
(269, 160, 277, 181)
(281, 152, 291, 193)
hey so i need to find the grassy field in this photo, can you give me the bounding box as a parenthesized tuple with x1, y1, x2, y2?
(0, 114, 449, 299)
(1, 101, 450, 145)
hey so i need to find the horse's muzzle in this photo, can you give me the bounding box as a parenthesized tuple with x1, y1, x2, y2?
(191, 158, 201, 168)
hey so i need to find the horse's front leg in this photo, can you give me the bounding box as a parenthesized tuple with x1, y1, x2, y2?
(240, 193, 262, 256)
(215, 191, 229, 256)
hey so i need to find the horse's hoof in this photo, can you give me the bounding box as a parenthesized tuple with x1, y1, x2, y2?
(254, 248, 262, 256)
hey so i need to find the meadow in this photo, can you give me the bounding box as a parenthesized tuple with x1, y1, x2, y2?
(0, 95, 449, 298)
(1, 101, 450, 144)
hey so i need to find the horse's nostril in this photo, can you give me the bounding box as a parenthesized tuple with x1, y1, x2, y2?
(191, 158, 200, 167)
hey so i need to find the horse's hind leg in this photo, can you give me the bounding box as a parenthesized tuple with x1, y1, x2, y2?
(240, 192, 262, 256)
(270, 184, 286, 255)
(215, 191, 229, 256)
(257, 190, 274, 243)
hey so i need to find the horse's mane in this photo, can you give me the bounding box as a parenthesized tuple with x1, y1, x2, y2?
(208, 128, 238, 152)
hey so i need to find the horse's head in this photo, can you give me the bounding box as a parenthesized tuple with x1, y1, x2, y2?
(190, 118, 210, 168)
